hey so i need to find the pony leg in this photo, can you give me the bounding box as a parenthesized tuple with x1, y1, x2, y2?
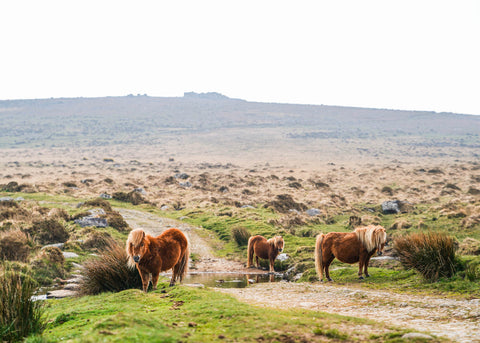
(138, 270, 150, 292)
(358, 260, 364, 280)
(324, 255, 335, 282)
(255, 256, 260, 269)
(151, 273, 160, 290)
(364, 256, 372, 277)
(269, 256, 275, 273)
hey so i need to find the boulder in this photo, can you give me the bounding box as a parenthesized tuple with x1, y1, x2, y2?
(74, 216, 108, 228)
(381, 200, 414, 214)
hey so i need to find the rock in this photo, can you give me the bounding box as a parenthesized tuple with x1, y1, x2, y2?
(134, 187, 147, 195)
(0, 197, 14, 202)
(401, 333, 434, 340)
(241, 205, 255, 209)
(63, 252, 79, 258)
(100, 193, 112, 199)
(74, 216, 108, 228)
(174, 173, 189, 179)
(160, 205, 169, 211)
(276, 253, 289, 262)
(382, 200, 401, 214)
(179, 182, 192, 188)
(42, 243, 65, 250)
(306, 208, 321, 216)
(47, 289, 77, 299)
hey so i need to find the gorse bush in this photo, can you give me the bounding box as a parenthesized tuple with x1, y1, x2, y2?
(0, 267, 46, 342)
(231, 226, 250, 246)
(78, 239, 142, 295)
(394, 232, 457, 282)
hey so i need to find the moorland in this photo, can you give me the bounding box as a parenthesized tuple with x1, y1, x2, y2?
(1, 94, 480, 342)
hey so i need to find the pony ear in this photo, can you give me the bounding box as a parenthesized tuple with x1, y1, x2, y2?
(142, 231, 145, 239)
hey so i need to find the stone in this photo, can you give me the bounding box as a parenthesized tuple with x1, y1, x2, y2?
(74, 216, 108, 228)
(306, 208, 321, 216)
(134, 187, 147, 195)
(100, 193, 112, 199)
(276, 253, 289, 262)
(401, 333, 434, 340)
(179, 181, 192, 188)
(174, 173, 190, 179)
(381, 200, 401, 214)
(63, 252, 79, 258)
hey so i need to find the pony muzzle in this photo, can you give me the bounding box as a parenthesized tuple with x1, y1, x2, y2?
(133, 255, 140, 263)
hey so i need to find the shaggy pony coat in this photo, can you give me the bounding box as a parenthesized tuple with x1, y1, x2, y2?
(126, 228, 189, 291)
(247, 235, 284, 273)
(315, 225, 386, 281)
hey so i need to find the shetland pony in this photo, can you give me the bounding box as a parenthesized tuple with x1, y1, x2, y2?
(247, 235, 284, 273)
(315, 225, 386, 281)
(126, 228, 189, 292)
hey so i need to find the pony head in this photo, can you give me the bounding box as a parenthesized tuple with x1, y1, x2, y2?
(355, 225, 387, 255)
(272, 236, 284, 252)
(126, 228, 147, 267)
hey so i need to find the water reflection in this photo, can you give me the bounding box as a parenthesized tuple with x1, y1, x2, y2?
(184, 272, 284, 288)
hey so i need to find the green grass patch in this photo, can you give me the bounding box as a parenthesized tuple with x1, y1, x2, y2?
(36, 285, 415, 342)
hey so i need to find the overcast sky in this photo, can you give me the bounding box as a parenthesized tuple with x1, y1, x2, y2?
(1, 1, 479, 115)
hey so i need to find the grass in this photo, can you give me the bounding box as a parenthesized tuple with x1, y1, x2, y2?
(34, 285, 421, 343)
(0, 267, 47, 342)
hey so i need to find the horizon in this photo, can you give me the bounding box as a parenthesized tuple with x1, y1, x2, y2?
(1, 1, 479, 116)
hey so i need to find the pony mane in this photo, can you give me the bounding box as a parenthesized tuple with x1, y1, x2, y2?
(127, 228, 146, 247)
(354, 225, 386, 252)
(268, 236, 283, 249)
(126, 229, 147, 268)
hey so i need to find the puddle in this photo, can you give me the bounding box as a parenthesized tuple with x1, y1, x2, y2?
(184, 272, 285, 288)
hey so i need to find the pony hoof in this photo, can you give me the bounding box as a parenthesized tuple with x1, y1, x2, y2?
(359, 276, 364, 280)
(365, 274, 370, 278)
(327, 278, 333, 282)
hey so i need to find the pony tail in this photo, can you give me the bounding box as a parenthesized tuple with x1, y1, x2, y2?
(177, 242, 190, 283)
(315, 233, 325, 281)
(247, 236, 254, 268)
(126, 233, 136, 269)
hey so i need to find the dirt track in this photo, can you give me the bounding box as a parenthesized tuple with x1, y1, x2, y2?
(120, 209, 480, 343)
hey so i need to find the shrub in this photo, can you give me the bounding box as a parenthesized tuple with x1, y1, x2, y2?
(30, 247, 66, 286)
(81, 231, 114, 251)
(78, 239, 142, 295)
(106, 212, 129, 231)
(28, 219, 69, 245)
(267, 194, 307, 213)
(231, 226, 250, 246)
(0, 268, 46, 342)
(112, 191, 148, 205)
(83, 198, 112, 212)
(393, 232, 457, 282)
(0, 230, 31, 262)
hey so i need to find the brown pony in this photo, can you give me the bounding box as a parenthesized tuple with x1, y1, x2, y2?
(126, 228, 189, 292)
(315, 225, 386, 281)
(247, 235, 284, 273)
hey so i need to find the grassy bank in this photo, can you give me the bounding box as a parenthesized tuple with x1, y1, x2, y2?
(31, 284, 430, 343)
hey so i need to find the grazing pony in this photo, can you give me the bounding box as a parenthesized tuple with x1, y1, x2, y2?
(126, 228, 189, 292)
(315, 225, 386, 281)
(247, 235, 284, 273)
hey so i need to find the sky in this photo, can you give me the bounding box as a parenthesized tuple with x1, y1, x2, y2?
(1, 1, 479, 115)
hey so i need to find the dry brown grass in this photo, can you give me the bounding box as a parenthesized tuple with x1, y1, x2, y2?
(0, 230, 31, 262)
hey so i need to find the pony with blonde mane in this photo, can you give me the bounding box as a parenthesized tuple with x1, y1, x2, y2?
(126, 228, 189, 292)
(247, 235, 284, 273)
(315, 225, 386, 281)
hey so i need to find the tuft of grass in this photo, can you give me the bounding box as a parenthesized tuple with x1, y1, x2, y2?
(231, 226, 250, 246)
(0, 267, 47, 342)
(78, 239, 142, 295)
(394, 232, 457, 282)
(0, 230, 31, 262)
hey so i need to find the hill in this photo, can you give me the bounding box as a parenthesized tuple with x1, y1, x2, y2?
(0, 94, 479, 166)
